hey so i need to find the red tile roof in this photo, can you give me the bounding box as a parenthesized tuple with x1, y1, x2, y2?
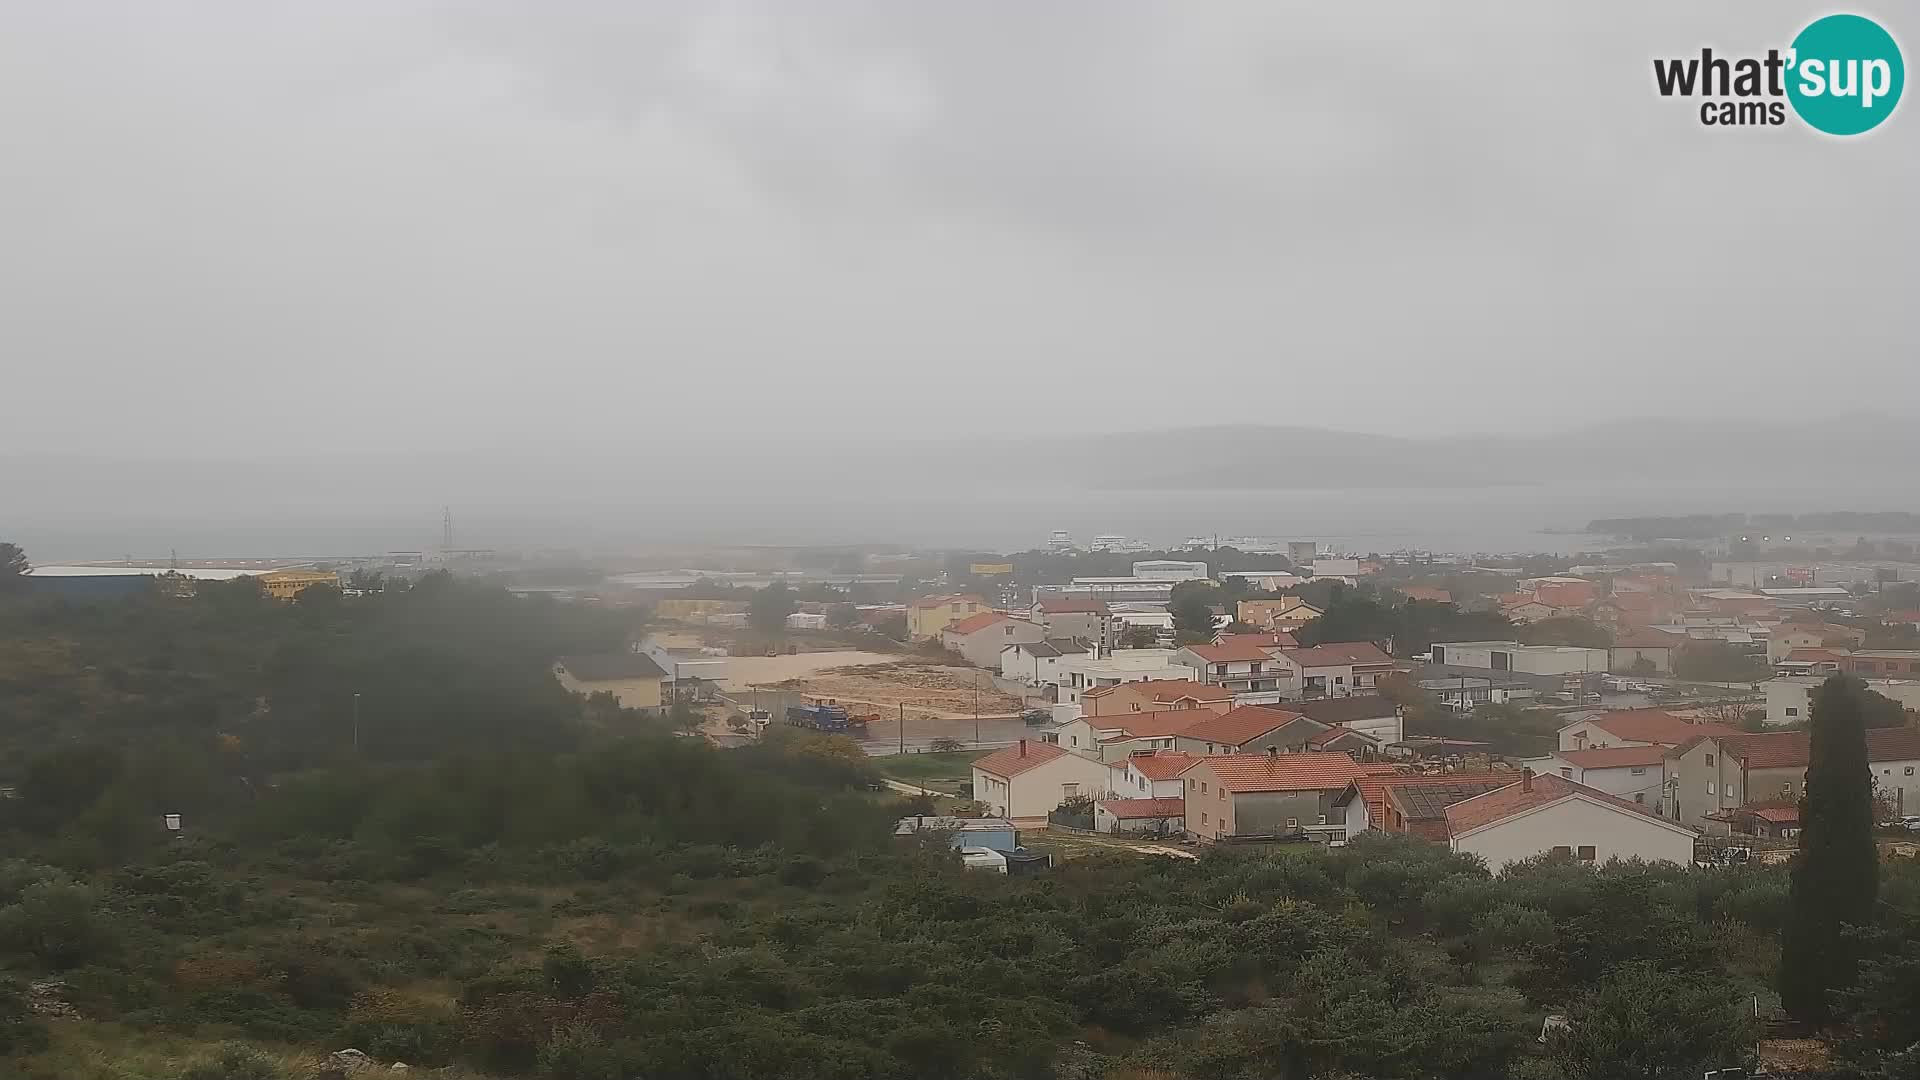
(1344, 770, 1513, 830)
(1719, 728, 1920, 771)
(1087, 678, 1233, 704)
(1280, 642, 1394, 668)
(1097, 797, 1188, 820)
(1576, 709, 1742, 746)
(943, 611, 1011, 636)
(1184, 640, 1283, 663)
(1747, 805, 1799, 824)
(1096, 713, 1208, 738)
(1783, 647, 1848, 663)
(1309, 727, 1377, 748)
(1174, 705, 1305, 746)
(1112, 750, 1199, 780)
(972, 740, 1069, 779)
(1444, 772, 1678, 836)
(1552, 745, 1670, 770)
(1186, 752, 1365, 794)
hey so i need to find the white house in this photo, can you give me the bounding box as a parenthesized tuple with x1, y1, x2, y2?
(1107, 749, 1199, 798)
(1175, 640, 1291, 694)
(1444, 771, 1697, 873)
(1056, 649, 1199, 704)
(1524, 745, 1669, 808)
(1094, 797, 1186, 835)
(1556, 709, 1741, 752)
(1271, 642, 1396, 699)
(1767, 675, 1920, 727)
(1000, 639, 1090, 686)
(942, 612, 1047, 669)
(970, 740, 1116, 823)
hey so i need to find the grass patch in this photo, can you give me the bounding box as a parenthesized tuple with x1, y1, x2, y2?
(874, 750, 987, 785)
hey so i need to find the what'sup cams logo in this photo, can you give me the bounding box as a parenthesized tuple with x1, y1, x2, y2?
(1654, 13, 1903, 134)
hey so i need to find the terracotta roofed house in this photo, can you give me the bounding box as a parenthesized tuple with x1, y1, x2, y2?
(1175, 639, 1292, 693)
(1667, 727, 1920, 828)
(1557, 709, 1742, 752)
(1094, 796, 1188, 835)
(1082, 678, 1235, 718)
(1335, 771, 1518, 840)
(907, 593, 990, 640)
(969, 739, 1116, 823)
(1291, 695, 1406, 745)
(1173, 705, 1310, 755)
(941, 611, 1046, 668)
(1443, 771, 1698, 872)
(1179, 751, 1371, 842)
(1272, 641, 1396, 698)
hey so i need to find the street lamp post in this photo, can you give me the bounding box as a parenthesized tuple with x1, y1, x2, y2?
(352, 693, 361, 753)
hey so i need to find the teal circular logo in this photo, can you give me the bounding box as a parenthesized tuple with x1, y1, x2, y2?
(1787, 14, 1904, 135)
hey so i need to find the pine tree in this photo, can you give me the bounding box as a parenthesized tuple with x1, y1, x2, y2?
(1779, 675, 1880, 1023)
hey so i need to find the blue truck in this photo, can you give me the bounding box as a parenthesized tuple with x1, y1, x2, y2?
(785, 701, 866, 733)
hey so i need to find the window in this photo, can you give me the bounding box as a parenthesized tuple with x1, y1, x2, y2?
(1634, 792, 1645, 804)
(1286, 817, 1299, 829)
(1558, 767, 1572, 778)
(1188, 778, 1195, 790)
(1317, 814, 1328, 825)
(1335, 676, 1345, 684)
(1551, 845, 1572, 856)
(1786, 707, 1799, 717)
(1706, 782, 1716, 795)
(1577, 845, 1597, 862)
(1218, 788, 1225, 801)
(1630, 766, 1646, 775)
(1200, 782, 1208, 794)
(1705, 753, 1715, 766)
(1201, 812, 1209, 825)
(1063, 784, 1079, 798)
(1905, 766, 1916, 776)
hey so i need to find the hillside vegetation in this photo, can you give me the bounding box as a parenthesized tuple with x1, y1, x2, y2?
(1, 574, 1916, 1080)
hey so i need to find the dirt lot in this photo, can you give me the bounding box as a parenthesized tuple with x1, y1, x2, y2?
(759, 659, 1023, 720)
(719, 650, 905, 689)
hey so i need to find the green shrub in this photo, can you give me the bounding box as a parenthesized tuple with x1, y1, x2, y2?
(0, 976, 49, 1056)
(178, 1042, 282, 1080)
(0, 881, 116, 969)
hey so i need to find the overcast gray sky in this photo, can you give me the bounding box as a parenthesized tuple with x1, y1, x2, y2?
(2, 2, 1913, 458)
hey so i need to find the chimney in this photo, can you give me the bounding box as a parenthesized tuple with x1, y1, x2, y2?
(1266, 745, 1278, 760)
(1019, 739, 1028, 758)
(1521, 767, 1534, 792)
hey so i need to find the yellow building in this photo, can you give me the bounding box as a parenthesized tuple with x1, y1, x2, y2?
(905, 593, 991, 640)
(258, 569, 340, 601)
(554, 655, 667, 713)
(653, 598, 747, 620)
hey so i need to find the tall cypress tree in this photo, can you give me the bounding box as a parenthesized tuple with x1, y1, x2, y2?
(1779, 675, 1880, 1023)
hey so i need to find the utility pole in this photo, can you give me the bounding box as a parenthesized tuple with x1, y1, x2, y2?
(973, 672, 981, 747)
(899, 701, 906, 755)
(352, 692, 361, 753)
